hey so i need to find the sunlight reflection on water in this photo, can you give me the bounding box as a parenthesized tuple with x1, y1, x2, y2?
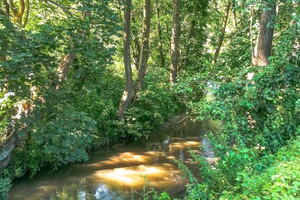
(9, 119, 219, 200)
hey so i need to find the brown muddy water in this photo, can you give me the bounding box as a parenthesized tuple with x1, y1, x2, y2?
(9, 118, 218, 200)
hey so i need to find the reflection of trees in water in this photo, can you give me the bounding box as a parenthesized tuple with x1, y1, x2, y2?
(12, 120, 216, 200)
(179, 149, 185, 162)
(49, 179, 124, 200)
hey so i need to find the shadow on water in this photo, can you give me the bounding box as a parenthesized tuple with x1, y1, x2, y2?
(9, 118, 219, 200)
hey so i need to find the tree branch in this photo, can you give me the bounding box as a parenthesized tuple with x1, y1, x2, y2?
(46, 0, 74, 17)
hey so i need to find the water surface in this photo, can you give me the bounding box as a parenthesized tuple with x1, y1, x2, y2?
(9, 118, 216, 200)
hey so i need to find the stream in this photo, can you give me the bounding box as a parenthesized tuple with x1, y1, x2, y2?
(9, 118, 217, 200)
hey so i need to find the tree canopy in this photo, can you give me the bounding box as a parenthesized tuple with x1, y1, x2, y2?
(0, 0, 299, 199)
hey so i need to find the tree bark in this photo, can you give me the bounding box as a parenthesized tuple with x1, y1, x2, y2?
(211, 0, 231, 68)
(131, 0, 151, 105)
(170, 0, 180, 85)
(22, 0, 29, 28)
(250, 6, 254, 60)
(155, 0, 164, 68)
(136, 0, 151, 90)
(132, 33, 141, 71)
(131, 11, 141, 71)
(118, 0, 133, 120)
(232, 0, 237, 28)
(7, 0, 28, 27)
(56, 10, 90, 87)
(252, 1, 276, 66)
(56, 51, 76, 84)
(184, 19, 195, 65)
(292, 0, 299, 68)
(182, 0, 200, 69)
(0, 111, 43, 169)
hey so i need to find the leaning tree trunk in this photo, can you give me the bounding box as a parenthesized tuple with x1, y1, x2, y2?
(155, 0, 164, 68)
(170, 0, 180, 85)
(118, 0, 133, 120)
(56, 10, 90, 87)
(131, 0, 151, 105)
(211, 0, 231, 68)
(252, 1, 276, 66)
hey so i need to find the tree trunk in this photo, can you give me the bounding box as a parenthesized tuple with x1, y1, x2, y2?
(131, 0, 151, 105)
(7, 0, 28, 27)
(136, 0, 151, 90)
(252, 1, 276, 66)
(182, 0, 200, 69)
(292, 0, 299, 68)
(56, 52, 76, 84)
(0, 38, 6, 62)
(183, 20, 195, 67)
(211, 0, 231, 68)
(155, 0, 164, 68)
(132, 33, 141, 71)
(232, 0, 237, 28)
(56, 11, 90, 88)
(22, 0, 29, 28)
(0, 111, 42, 169)
(250, 6, 254, 60)
(170, 0, 180, 85)
(118, 0, 133, 120)
(131, 12, 141, 71)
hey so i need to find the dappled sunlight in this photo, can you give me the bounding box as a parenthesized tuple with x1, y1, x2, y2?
(36, 184, 59, 191)
(103, 152, 153, 165)
(9, 119, 210, 200)
(84, 152, 154, 169)
(171, 141, 201, 150)
(91, 164, 182, 189)
(84, 140, 201, 170)
(145, 151, 161, 156)
(166, 155, 176, 160)
(9, 136, 204, 200)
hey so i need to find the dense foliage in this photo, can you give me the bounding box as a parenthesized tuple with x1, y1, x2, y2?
(0, 0, 299, 199)
(171, 0, 300, 199)
(0, 0, 182, 198)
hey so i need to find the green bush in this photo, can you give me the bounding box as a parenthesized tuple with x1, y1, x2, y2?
(9, 105, 97, 176)
(0, 178, 11, 200)
(126, 68, 181, 138)
(221, 137, 300, 199)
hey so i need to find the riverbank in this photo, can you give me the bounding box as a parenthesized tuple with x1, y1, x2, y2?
(0, 67, 184, 200)
(9, 118, 209, 200)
